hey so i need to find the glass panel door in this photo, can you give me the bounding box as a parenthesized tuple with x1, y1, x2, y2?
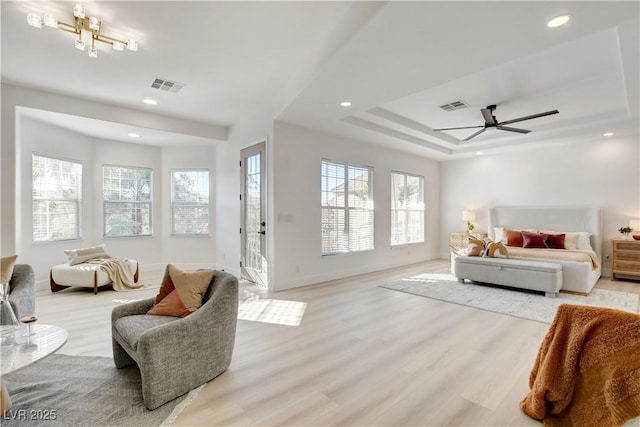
(240, 142, 267, 287)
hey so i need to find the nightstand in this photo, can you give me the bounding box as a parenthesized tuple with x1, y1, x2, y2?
(611, 239, 640, 281)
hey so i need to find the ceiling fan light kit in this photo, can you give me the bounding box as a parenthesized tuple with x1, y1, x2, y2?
(26, 3, 137, 59)
(433, 104, 559, 142)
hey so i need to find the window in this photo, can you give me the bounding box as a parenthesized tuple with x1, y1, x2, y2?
(391, 172, 425, 245)
(32, 154, 82, 242)
(103, 165, 152, 237)
(171, 169, 210, 235)
(321, 159, 374, 255)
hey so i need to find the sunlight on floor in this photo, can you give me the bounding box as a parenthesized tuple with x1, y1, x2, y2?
(238, 297, 307, 326)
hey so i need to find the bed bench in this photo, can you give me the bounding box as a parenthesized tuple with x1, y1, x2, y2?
(453, 255, 563, 297)
(50, 259, 139, 295)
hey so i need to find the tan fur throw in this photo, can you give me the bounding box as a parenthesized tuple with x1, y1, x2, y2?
(465, 237, 484, 256)
(484, 241, 509, 258)
(521, 304, 640, 426)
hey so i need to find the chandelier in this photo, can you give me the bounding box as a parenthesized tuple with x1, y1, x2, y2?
(27, 4, 137, 59)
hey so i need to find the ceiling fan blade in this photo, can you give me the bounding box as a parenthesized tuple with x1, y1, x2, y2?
(481, 108, 496, 125)
(497, 125, 531, 134)
(499, 110, 559, 125)
(463, 128, 486, 141)
(433, 125, 484, 131)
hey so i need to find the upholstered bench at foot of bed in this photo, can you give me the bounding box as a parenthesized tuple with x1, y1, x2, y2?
(453, 256, 562, 297)
(50, 259, 139, 295)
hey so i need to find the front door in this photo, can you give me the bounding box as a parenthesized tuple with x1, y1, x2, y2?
(240, 142, 267, 287)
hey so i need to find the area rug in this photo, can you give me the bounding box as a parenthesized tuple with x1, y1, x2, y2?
(1, 354, 201, 426)
(380, 273, 640, 324)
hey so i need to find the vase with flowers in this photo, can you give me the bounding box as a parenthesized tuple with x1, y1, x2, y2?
(619, 226, 632, 239)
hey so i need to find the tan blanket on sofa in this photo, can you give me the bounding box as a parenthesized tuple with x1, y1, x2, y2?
(88, 257, 143, 291)
(521, 304, 640, 426)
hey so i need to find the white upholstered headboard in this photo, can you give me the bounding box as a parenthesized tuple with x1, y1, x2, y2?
(488, 206, 602, 260)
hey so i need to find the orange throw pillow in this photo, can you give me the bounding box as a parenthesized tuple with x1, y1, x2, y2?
(147, 264, 215, 317)
(504, 229, 523, 247)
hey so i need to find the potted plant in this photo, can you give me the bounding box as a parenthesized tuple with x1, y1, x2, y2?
(618, 226, 632, 239)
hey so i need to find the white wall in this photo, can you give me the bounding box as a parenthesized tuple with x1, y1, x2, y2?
(2, 84, 223, 286)
(440, 136, 640, 275)
(15, 116, 171, 282)
(271, 121, 440, 290)
(160, 145, 217, 269)
(214, 107, 274, 278)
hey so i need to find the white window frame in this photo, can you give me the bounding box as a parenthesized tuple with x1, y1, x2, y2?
(170, 169, 210, 236)
(103, 164, 153, 237)
(391, 171, 425, 246)
(321, 159, 374, 255)
(32, 153, 82, 243)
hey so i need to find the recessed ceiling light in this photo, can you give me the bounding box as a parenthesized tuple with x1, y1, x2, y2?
(603, 132, 614, 137)
(128, 132, 140, 138)
(340, 101, 352, 108)
(547, 15, 571, 28)
(476, 151, 484, 156)
(143, 98, 157, 105)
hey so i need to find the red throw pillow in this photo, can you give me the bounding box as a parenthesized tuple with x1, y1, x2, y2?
(522, 231, 548, 248)
(504, 229, 523, 247)
(545, 233, 566, 249)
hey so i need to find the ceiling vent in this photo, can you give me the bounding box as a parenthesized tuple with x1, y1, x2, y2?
(150, 77, 185, 93)
(439, 101, 469, 112)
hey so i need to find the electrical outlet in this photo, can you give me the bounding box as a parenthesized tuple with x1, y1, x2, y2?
(605, 254, 610, 262)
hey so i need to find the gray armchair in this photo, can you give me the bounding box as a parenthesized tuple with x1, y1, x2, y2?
(4, 264, 36, 323)
(111, 270, 238, 410)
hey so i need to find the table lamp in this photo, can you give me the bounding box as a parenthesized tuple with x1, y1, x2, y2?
(462, 210, 476, 232)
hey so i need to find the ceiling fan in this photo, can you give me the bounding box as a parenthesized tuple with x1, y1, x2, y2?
(433, 104, 559, 142)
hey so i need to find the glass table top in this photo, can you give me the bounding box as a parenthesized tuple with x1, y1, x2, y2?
(0, 324, 68, 376)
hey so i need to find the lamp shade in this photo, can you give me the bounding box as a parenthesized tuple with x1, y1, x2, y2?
(462, 210, 476, 222)
(630, 219, 640, 230)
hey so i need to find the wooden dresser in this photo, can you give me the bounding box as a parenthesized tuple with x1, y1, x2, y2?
(611, 239, 640, 281)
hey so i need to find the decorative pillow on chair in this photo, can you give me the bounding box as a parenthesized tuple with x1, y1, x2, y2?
(64, 244, 111, 266)
(465, 237, 484, 256)
(522, 231, 548, 248)
(147, 264, 215, 317)
(483, 242, 509, 258)
(1, 255, 18, 291)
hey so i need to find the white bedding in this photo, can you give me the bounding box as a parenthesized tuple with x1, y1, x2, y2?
(488, 206, 602, 294)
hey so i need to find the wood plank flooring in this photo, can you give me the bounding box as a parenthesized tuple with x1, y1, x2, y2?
(33, 259, 640, 426)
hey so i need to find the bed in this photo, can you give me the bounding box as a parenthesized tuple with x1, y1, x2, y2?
(487, 206, 602, 294)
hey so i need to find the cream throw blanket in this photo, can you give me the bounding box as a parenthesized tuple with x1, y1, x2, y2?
(508, 247, 600, 269)
(87, 257, 143, 291)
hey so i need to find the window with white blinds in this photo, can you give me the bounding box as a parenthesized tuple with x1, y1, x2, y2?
(391, 171, 425, 246)
(32, 154, 82, 242)
(321, 159, 374, 255)
(171, 169, 210, 235)
(103, 165, 152, 237)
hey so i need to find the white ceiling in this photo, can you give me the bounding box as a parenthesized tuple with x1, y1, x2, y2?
(2, 1, 638, 159)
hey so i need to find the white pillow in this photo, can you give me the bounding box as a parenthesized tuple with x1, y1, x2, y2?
(576, 232, 593, 250)
(493, 227, 504, 243)
(64, 244, 111, 266)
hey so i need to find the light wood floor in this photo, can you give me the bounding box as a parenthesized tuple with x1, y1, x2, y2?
(34, 259, 640, 426)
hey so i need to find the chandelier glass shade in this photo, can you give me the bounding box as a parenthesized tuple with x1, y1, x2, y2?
(27, 4, 137, 59)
